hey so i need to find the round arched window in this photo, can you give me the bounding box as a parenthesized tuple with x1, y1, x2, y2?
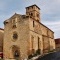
(31, 13, 33, 16)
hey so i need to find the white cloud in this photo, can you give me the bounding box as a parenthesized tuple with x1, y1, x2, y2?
(42, 20, 60, 38)
(43, 21, 60, 25)
(0, 0, 60, 38)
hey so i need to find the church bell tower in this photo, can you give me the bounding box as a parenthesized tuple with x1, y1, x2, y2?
(26, 4, 40, 22)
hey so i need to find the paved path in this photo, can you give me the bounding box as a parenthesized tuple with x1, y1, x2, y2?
(36, 51, 60, 60)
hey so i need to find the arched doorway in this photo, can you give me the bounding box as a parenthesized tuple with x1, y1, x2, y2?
(12, 45, 20, 60)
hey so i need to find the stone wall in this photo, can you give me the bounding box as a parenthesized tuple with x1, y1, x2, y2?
(3, 14, 30, 59)
(29, 18, 55, 53)
(3, 13, 55, 60)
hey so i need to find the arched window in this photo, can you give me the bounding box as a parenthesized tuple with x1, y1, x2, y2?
(12, 17, 17, 28)
(31, 36, 34, 49)
(29, 13, 33, 16)
(31, 13, 33, 16)
(37, 14, 39, 17)
(32, 6, 33, 9)
(38, 37, 40, 49)
(33, 21, 34, 27)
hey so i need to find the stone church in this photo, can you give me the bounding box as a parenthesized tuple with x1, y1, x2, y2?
(0, 4, 55, 59)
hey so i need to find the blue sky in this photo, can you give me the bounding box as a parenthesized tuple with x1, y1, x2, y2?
(0, 0, 60, 38)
